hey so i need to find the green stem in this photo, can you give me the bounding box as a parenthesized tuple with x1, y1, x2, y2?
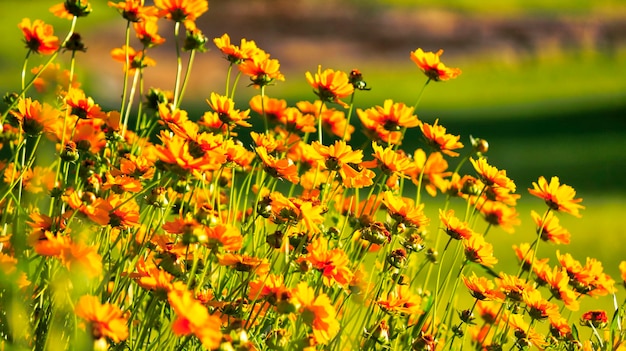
(413, 78, 431, 110)
(176, 49, 196, 109)
(172, 22, 183, 106)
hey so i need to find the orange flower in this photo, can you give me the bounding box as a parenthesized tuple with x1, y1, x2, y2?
(214, 33, 263, 64)
(549, 315, 572, 340)
(540, 265, 580, 311)
(133, 18, 165, 47)
(110, 45, 156, 73)
(531, 210, 570, 245)
(256, 146, 300, 184)
(75, 295, 128, 343)
(381, 191, 430, 229)
(131, 257, 174, 293)
(409, 149, 452, 197)
(312, 140, 364, 186)
(154, 0, 208, 28)
(376, 285, 422, 316)
(297, 237, 354, 287)
(239, 53, 284, 87)
(107, 195, 140, 230)
(108, 0, 158, 22)
(580, 310, 608, 329)
(298, 101, 354, 140)
(620, 261, 626, 287)
(522, 289, 559, 320)
(410, 48, 461, 81)
(248, 274, 287, 304)
(205, 223, 243, 252)
(10, 98, 61, 136)
(462, 272, 504, 301)
(290, 282, 340, 344)
(31, 63, 80, 94)
(513, 242, 548, 273)
(505, 313, 548, 349)
(496, 274, 534, 303)
(556, 251, 615, 297)
(217, 253, 269, 276)
(206, 92, 251, 128)
(420, 119, 464, 157)
(439, 209, 475, 240)
(18, 18, 59, 55)
(357, 99, 419, 145)
(470, 157, 516, 192)
(50, 0, 92, 19)
(64, 88, 106, 120)
(249, 95, 288, 127)
(305, 66, 354, 108)
(479, 200, 520, 234)
(528, 176, 584, 217)
(463, 234, 498, 268)
(168, 284, 222, 349)
(364, 142, 413, 177)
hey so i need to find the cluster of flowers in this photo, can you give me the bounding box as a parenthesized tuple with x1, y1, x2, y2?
(1, 0, 625, 350)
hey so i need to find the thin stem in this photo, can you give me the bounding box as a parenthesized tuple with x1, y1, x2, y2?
(176, 49, 196, 108)
(413, 78, 431, 110)
(172, 22, 183, 106)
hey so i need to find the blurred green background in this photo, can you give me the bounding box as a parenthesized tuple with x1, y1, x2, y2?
(1, 0, 625, 312)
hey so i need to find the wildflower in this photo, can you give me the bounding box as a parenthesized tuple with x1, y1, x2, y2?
(365, 142, 413, 177)
(376, 285, 422, 316)
(18, 18, 59, 55)
(249, 95, 288, 127)
(462, 272, 504, 301)
(64, 88, 106, 120)
(410, 48, 461, 81)
(239, 53, 284, 87)
(66, 190, 112, 226)
(381, 191, 430, 229)
(168, 284, 222, 349)
(439, 209, 475, 240)
(407, 150, 451, 197)
(463, 234, 498, 268)
(297, 237, 354, 287)
(248, 274, 287, 304)
(479, 200, 520, 234)
(50, 0, 92, 19)
(255, 146, 299, 184)
(183, 28, 207, 52)
(206, 93, 251, 128)
(10, 98, 60, 136)
(357, 99, 419, 145)
(108, 0, 158, 22)
(506, 313, 548, 349)
(290, 282, 340, 344)
(531, 210, 571, 244)
(420, 119, 464, 157)
(214, 33, 263, 64)
(134, 18, 165, 47)
(217, 253, 269, 276)
(75, 295, 128, 343)
(522, 289, 559, 320)
(496, 273, 534, 302)
(154, 0, 208, 29)
(107, 195, 140, 230)
(131, 258, 174, 294)
(549, 315, 572, 340)
(110, 45, 156, 73)
(31, 63, 80, 94)
(528, 176, 584, 217)
(512, 242, 548, 273)
(580, 310, 608, 329)
(557, 251, 615, 297)
(470, 157, 516, 192)
(305, 66, 354, 108)
(540, 265, 580, 311)
(312, 140, 363, 185)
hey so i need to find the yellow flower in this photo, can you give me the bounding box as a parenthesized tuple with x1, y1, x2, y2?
(410, 48, 461, 81)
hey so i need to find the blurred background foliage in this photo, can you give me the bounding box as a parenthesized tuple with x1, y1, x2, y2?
(1, 0, 625, 285)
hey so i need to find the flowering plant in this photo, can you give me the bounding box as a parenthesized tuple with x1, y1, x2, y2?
(1, 1, 625, 350)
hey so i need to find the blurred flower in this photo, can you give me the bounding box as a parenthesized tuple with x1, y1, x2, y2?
(110, 45, 156, 73)
(463, 234, 497, 268)
(75, 295, 128, 343)
(580, 310, 608, 329)
(10, 98, 61, 136)
(420, 119, 463, 157)
(217, 253, 269, 276)
(108, 0, 158, 22)
(522, 289, 559, 320)
(154, 0, 208, 29)
(470, 157, 516, 192)
(528, 176, 584, 217)
(531, 210, 571, 244)
(410, 48, 461, 81)
(214, 33, 264, 64)
(168, 284, 222, 349)
(409, 149, 451, 197)
(50, 0, 92, 19)
(298, 237, 353, 287)
(290, 282, 340, 344)
(439, 209, 475, 240)
(376, 285, 422, 316)
(18, 18, 59, 55)
(462, 272, 504, 301)
(305, 66, 354, 108)
(134, 18, 165, 47)
(478, 200, 520, 234)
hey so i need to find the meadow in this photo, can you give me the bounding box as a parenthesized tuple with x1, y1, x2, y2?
(1, 1, 625, 350)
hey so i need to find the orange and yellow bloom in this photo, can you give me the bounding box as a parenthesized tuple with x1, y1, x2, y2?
(410, 48, 461, 81)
